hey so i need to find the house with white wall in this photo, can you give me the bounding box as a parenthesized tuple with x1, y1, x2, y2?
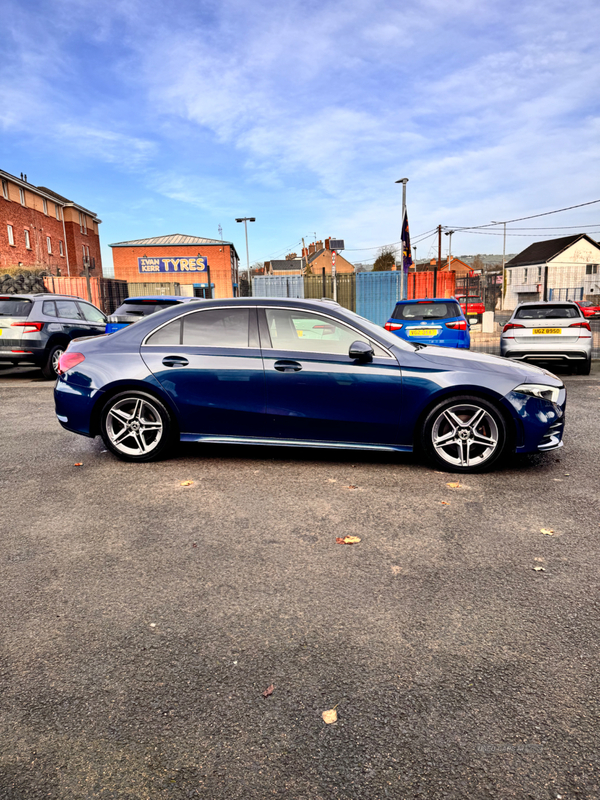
(504, 234, 600, 310)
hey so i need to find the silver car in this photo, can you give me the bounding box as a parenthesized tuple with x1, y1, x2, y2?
(501, 300, 592, 374)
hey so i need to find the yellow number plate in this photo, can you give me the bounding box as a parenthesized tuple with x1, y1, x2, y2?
(408, 328, 438, 336)
(533, 328, 562, 334)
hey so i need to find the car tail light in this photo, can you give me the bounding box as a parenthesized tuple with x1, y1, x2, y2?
(11, 321, 44, 333)
(384, 322, 403, 331)
(445, 320, 467, 330)
(502, 323, 525, 337)
(569, 321, 591, 331)
(57, 352, 85, 375)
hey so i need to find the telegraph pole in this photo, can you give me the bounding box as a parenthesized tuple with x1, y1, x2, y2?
(434, 224, 441, 297)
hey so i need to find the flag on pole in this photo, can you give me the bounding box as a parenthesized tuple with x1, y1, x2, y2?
(401, 211, 413, 273)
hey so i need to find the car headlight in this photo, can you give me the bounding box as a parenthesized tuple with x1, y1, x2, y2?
(513, 383, 562, 403)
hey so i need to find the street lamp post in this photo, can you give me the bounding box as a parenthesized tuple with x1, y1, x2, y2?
(395, 178, 409, 298)
(491, 220, 507, 309)
(235, 217, 256, 280)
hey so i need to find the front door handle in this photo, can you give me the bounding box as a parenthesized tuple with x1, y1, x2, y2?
(162, 355, 189, 368)
(274, 360, 302, 373)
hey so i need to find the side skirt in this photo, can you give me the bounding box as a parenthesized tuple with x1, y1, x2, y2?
(179, 433, 412, 453)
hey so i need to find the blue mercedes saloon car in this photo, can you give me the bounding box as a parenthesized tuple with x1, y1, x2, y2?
(385, 298, 470, 348)
(54, 298, 566, 472)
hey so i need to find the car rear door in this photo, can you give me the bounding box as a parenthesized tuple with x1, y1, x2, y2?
(258, 306, 403, 445)
(77, 301, 108, 335)
(140, 305, 267, 437)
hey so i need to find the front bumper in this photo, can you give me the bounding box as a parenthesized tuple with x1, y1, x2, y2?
(503, 388, 567, 454)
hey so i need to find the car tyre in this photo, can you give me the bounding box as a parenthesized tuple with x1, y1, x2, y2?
(421, 395, 508, 473)
(41, 344, 66, 380)
(575, 358, 591, 376)
(100, 391, 177, 462)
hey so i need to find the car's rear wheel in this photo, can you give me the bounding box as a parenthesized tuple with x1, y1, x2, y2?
(100, 391, 176, 462)
(41, 344, 66, 380)
(421, 395, 508, 473)
(575, 357, 591, 375)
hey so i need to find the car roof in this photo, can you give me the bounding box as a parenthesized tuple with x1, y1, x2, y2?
(395, 297, 457, 304)
(515, 300, 579, 306)
(122, 295, 200, 302)
(0, 293, 95, 301)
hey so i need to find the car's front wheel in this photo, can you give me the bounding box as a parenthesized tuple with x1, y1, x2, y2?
(100, 391, 176, 462)
(421, 395, 508, 473)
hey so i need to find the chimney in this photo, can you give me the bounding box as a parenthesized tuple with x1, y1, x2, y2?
(309, 243, 316, 255)
(316, 240, 323, 251)
(325, 238, 331, 250)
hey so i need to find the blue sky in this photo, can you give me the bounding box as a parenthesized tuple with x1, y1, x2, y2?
(2, 0, 600, 274)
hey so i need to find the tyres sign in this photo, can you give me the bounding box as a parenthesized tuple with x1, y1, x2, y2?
(138, 257, 208, 273)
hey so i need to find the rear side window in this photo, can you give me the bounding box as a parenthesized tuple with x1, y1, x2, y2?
(515, 305, 580, 320)
(55, 300, 84, 320)
(183, 308, 249, 347)
(145, 319, 182, 346)
(392, 302, 461, 321)
(42, 301, 58, 317)
(0, 298, 32, 317)
(114, 301, 180, 317)
(78, 302, 106, 323)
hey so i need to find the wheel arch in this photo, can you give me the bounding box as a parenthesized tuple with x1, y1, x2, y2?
(89, 380, 180, 438)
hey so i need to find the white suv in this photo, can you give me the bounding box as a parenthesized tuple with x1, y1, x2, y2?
(500, 301, 592, 374)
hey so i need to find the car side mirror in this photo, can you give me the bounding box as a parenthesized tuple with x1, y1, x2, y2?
(349, 340, 374, 361)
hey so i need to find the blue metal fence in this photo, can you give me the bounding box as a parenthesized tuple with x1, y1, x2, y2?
(252, 275, 304, 298)
(356, 271, 403, 327)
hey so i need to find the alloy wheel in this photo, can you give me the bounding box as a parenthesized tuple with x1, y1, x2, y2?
(431, 402, 499, 468)
(105, 396, 164, 456)
(52, 348, 64, 374)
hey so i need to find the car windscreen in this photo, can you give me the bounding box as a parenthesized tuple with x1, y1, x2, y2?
(113, 301, 181, 317)
(0, 298, 33, 317)
(392, 302, 461, 321)
(515, 305, 580, 320)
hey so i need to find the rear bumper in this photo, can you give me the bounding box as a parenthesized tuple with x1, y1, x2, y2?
(0, 346, 45, 366)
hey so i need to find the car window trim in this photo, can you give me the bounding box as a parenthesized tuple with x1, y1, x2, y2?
(257, 305, 395, 359)
(141, 305, 256, 349)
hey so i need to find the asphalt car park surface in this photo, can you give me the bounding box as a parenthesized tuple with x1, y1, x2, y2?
(1, 364, 599, 799)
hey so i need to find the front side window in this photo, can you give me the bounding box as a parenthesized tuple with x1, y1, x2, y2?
(55, 299, 84, 320)
(7, 224, 14, 246)
(78, 302, 106, 323)
(183, 308, 250, 347)
(24, 229, 31, 249)
(47, 236, 52, 254)
(264, 308, 387, 356)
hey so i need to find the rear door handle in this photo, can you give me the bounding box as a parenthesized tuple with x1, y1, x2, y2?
(162, 355, 189, 368)
(274, 360, 302, 373)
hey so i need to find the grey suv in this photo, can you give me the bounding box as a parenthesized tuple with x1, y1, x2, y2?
(0, 293, 107, 379)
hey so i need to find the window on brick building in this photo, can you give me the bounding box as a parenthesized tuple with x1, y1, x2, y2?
(55, 203, 61, 220)
(19, 188, 26, 206)
(47, 236, 52, 254)
(43, 198, 48, 214)
(7, 225, 14, 246)
(79, 212, 87, 234)
(59, 240, 64, 256)
(2, 180, 8, 200)
(24, 230, 31, 249)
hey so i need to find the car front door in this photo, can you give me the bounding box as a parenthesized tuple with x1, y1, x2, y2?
(258, 307, 403, 445)
(140, 305, 267, 437)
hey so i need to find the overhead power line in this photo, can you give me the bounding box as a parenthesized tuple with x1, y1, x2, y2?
(449, 198, 600, 231)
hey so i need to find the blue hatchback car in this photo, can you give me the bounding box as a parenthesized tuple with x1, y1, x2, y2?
(54, 298, 566, 473)
(385, 297, 470, 349)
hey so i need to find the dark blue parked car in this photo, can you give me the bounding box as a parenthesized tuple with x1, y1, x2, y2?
(54, 298, 566, 472)
(385, 297, 470, 348)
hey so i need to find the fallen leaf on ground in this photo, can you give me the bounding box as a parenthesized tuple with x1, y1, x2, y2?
(322, 708, 338, 724)
(74, 462, 83, 466)
(180, 480, 194, 487)
(446, 482, 461, 489)
(532, 566, 546, 572)
(344, 484, 358, 489)
(440, 501, 450, 505)
(262, 684, 275, 698)
(540, 528, 555, 536)
(336, 536, 361, 545)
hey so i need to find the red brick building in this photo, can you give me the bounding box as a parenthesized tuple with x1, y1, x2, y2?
(110, 234, 241, 298)
(0, 168, 102, 276)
